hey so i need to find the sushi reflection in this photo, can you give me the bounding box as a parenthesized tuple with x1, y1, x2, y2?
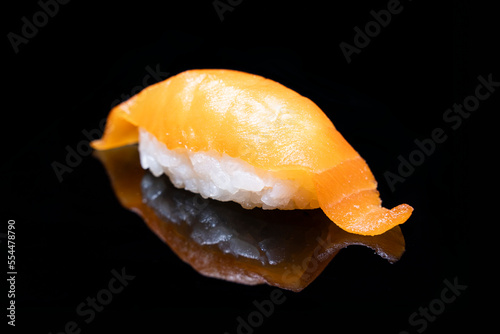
(94, 145, 405, 292)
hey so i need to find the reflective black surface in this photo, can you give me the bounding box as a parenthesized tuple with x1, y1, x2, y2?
(95, 145, 405, 292)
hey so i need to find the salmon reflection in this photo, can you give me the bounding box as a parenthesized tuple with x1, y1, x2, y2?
(94, 145, 405, 292)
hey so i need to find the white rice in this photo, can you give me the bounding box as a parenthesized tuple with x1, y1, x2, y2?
(138, 128, 318, 210)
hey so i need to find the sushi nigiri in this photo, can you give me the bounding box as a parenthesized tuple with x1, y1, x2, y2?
(91, 69, 413, 236)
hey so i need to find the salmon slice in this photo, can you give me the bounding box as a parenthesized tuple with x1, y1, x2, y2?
(313, 157, 413, 235)
(91, 69, 413, 235)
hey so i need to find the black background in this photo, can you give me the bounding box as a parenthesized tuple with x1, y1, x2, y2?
(3, 0, 493, 333)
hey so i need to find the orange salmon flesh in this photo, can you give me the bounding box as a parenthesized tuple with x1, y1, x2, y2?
(91, 69, 413, 235)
